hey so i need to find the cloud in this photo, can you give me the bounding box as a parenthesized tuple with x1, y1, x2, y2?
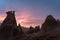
(16, 10, 44, 27)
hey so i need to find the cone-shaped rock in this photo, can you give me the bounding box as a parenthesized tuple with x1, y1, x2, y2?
(41, 15, 58, 32)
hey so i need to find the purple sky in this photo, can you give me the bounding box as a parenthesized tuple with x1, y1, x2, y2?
(0, 0, 60, 28)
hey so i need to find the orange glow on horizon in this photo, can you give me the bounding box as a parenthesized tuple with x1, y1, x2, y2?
(0, 14, 6, 23)
(16, 11, 41, 28)
(0, 11, 42, 28)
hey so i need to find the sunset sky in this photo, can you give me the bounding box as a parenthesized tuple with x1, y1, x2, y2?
(0, 0, 60, 28)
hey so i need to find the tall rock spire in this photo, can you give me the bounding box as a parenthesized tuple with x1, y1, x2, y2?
(1, 11, 17, 28)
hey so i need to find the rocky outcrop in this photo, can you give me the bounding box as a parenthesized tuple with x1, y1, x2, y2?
(1, 11, 17, 28)
(0, 12, 60, 40)
(27, 15, 60, 40)
(34, 25, 40, 33)
(0, 11, 24, 40)
(41, 15, 59, 32)
(57, 19, 60, 26)
(26, 26, 34, 34)
(26, 26, 40, 34)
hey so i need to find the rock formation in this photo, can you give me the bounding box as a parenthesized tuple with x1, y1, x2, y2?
(27, 15, 60, 40)
(41, 15, 58, 32)
(0, 11, 24, 40)
(34, 25, 40, 33)
(26, 26, 40, 34)
(1, 11, 17, 28)
(0, 11, 60, 40)
(57, 19, 60, 26)
(26, 26, 34, 34)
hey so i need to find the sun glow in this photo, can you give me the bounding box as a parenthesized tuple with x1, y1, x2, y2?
(17, 19, 24, 23)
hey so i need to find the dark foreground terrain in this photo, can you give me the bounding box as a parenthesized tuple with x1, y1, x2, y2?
(0, 11, 60, 40)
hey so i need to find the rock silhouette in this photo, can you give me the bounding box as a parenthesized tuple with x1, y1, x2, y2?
(41, 15, 59, 32)
(34, 25, 40, 33)
(29, 15, 60, 40)
(26, 26, 40, 34)
(1, 11, 17, 27)
(0, 11, 24, 40)
(57, 19, 60, 26)
(0, 11, 60, 40)
(26, 26, 34, 34)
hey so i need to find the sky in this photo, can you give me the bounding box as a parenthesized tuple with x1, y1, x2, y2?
(0, 0, 60, 28)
